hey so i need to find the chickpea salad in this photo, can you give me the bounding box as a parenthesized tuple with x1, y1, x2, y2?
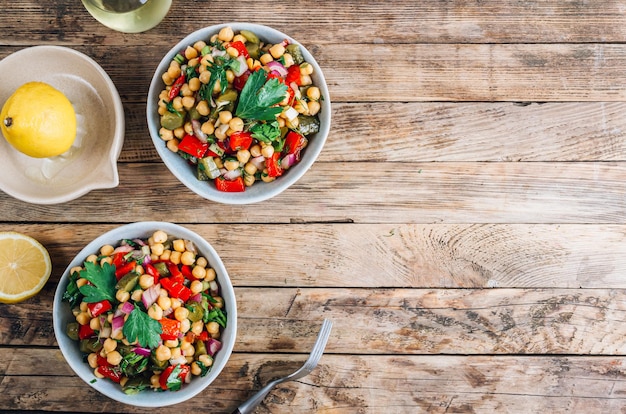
(62, 230, 227, 394)
(156, 26, 324, 192)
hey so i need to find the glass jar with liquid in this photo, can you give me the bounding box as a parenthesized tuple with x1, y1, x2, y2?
(81, 0, 172, 33)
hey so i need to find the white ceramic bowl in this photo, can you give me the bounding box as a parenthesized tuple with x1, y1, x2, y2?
(53, 222, 237, 407)
(0, 46, 124, 204)
(147, 23, 331, 204)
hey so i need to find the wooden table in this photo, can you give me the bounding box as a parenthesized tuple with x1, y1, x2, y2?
(2, 1, 626, 412)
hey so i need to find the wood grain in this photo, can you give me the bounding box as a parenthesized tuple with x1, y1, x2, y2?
(2, 352, 626, 413)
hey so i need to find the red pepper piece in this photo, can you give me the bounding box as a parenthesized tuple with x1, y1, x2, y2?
(228, 40, 250, 59)
(111, 252, 125, 267)
(233, 70, 251, 91)
(168, 74, 186, 100)
(166, 263, 184, 282)
(115, 260, 136, 280)
(181, 264, 194, 280)
(160, 318, 181, 341)
(78, 323, 95, 340)
(283, 131, 308, 161)
(178, 134, 209, 158)
(285, 64, 302, 86)
(160, 277, 191, 301)
(215, 176, 246, 192)
(196, 331, 209, 342)
(97, 366, 122, 383)
(159, 364, 190, 390)
(229, 131, 253, 151)
(87, 300, 112, 318)
(144, 263, 160, 283)
(266, 152, 283, 177)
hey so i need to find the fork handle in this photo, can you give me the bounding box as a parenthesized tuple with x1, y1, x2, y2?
(231, 380, 279, 414)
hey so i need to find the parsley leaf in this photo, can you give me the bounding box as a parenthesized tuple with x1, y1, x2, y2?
(78, 261, 117, 303)
(62, 270, 82, 307)
(236, 69, 287, 121)
(123, 308, 163, 349)
(250, 120, 281, 143)
(165, 365, 184, 391)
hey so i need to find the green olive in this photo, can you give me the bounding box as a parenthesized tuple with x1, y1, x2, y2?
(66, 322, 79, 341)
(240, 30, 260, 44)
(160, 111, 184, 130)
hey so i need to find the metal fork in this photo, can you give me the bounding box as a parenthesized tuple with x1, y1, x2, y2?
(231, 319, 333, 414)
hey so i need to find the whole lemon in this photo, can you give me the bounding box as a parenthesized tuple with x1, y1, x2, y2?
(1, 81, 77, 158)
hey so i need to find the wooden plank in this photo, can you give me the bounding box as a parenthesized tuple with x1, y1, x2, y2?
(1, 223, 625, 290)
(1, 161, 625, 224)
(2, 351, 626, 412)
(5, 287, 626, 354)
(4, 1, 626, 45)
(121, 101, 626, 163)
(3, 42, 626, 102)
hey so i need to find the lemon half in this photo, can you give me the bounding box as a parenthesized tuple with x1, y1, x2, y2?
(1, 81, 77, 158)
(0, 232, 52, 304)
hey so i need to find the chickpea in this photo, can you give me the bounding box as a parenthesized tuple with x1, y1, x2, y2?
(195, 257, 208, 268)
(198, 70, 211, 85)
(103, 338, 117, 353)
(205, 267, 217, 281)
(116, 289, 130, 303)
(164, 339, 179, 348)
(269, 43, 286, 59)
(174, 306, 190, 322)
(206, 321, 220, 335)
(214, 123, 229, 140)
(219, 111, 233, 125)
(249, 144, 262, 158)
(94, 368, 105, 379)
(213, 296, 224, 309)
(100, 244, 114, 256)
(166, 138, 179, 153)
(181, 251, 196, 266)
(184, 45, 198, 59)
(244, 173, 256, 187)
(167, 63, 181, 79)
(261, 144, 275, 158)
(170, 297, 182, 310)
(180, 83, 193, 97)
(196, 100, 210, 116)
(162, 72, 173, 86)
(300, 74, 313, 86)
(76, 311, 90, 326)
(139, 273, 155, 289)
(151, 243, 165, 256)
(259, 53, 274, 65)
(233, 34, 247, 43)
(180, 318, 191, 333)
(236, 149, 251, 165)
(170, 250, 182, 265)
(191, 266, 206, 280)
(182, 96, 195, 110)
(184, 121, 194, 135)
(160, 127, 174, 141)
(150, 374, 161, 388)
(148, 304, 163, 320)
(300, 62, 314, 76)
(100, 256, 113, 266)
(201, 120, 215, 135)
(226, 46, 239, 57)
(131, 289, 143, 302)
(228, 117, 244, 133)
(80, 302, 89, 312)
(191, 362, 202, 376)
(191, 320, 204, 335)
(172, 239, 185, 252)
(170, 347, 182, 360)
(89, 317, 101, 331)
(218, 26, 234, 42)
(172, 96, 183, 111)
(308, 100, 321, 116)
(193, 40, 207, 51)
(157, 296, 172, 311)
(76, 277, 88, 288)
(181, 342, 195, 357)
(173, 127, 185, 139)
(86, 254, 98, 263)
(190, 280, 204, 295)
(225, 69, 235, 84)
(198, 354, 213, 367)
(107, 350, 123, 366)
(243, 162, 258, 176)
(155, 344, 172, 362)
(307, 86, 321, 101)
(160, 250, 172, 261)
(223, 159, 239, 171)
(283, 53, 295, 68)
(88, 353, 99, 369)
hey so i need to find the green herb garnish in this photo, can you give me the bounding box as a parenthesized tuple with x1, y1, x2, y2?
(122, 308, 163, 349)
(235, 69, 287, 121)
(77, 262, 117, 303)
